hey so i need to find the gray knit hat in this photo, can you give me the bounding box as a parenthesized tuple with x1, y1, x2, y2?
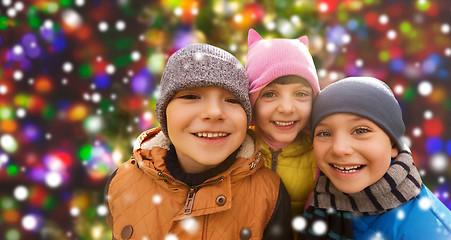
(156, 43, 251, 137)
(311, 77, 407, 151)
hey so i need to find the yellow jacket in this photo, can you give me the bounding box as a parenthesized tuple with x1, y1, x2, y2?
(256, 131, 316, 216)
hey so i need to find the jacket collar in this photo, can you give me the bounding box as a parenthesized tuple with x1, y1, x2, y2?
(132, 128, 263, 183)
(258, 132, 312, 157)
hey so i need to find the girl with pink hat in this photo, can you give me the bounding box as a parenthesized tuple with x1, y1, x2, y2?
(246, 29, 320, 216)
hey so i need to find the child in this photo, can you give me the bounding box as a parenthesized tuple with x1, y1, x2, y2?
(245, 29, 321, 216)
(105, 43, 293, 240)
(300, 77, 451, 239)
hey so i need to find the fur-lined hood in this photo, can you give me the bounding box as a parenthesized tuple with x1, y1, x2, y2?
(131, 127, 262, 182)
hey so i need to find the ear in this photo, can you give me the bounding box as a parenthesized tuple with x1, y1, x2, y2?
(298, 36, 309, 48)
(248, 29, 263, 47)
(391, 144, 399, 158)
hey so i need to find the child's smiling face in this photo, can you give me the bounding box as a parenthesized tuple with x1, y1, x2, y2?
(166, 86, 247, 173)
(313, 113, 399, 194)
(253, 76, 313, 148)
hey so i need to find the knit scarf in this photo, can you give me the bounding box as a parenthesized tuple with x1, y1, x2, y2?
(299, 151, 423, 239)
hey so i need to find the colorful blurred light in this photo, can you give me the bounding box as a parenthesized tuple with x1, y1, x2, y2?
(13, 185, 29, 201)
(22, 214, 41, 231)
(27, 168, 46, 183)
(430, 154, 448, 173)
(131, 68, 153, 94)
(28, 186, 48, 207)
(139, 111, 154, 130)
(84, 116, 103, 133)
(5, 229, 20, 240)
(423, 118, 443, 136)
(79, 142, 116, 181)
(1, 134, 18, 153)
(147, 52, 166, 73)
(22, 123, 41, 142)
(68, 104, 88, 121)
(62, 9, 83, 30)
(422, 54, 440, 74)
(43, 151, 72, 171)
(45, 171, 63, 188)
(426, 137, 443, 154)
(318, 0, 337, 13)
(0, 1, 450, 239)
(3, 209, 20, 224)
(93, 74, 110, 89)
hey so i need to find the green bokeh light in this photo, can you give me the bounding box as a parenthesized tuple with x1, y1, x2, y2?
(400, 21, 412, 34)
(403, 86, 416, 102)
(378, 51, 390, 62)
(0, 106, 13, 120)
(60, 0, 72, 7)
(0, 16, 8, 30)
(416, 0, 430, 11)
(1, 197, 15, 210)
(27, 7, 41, 28)
(5, 229, 20, 240)
(79, 145, 92, 162)
(7, 164, 19, 176)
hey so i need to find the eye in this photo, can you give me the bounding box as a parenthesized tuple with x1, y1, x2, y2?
(261, 91, 276, 98)
(178, 94, 199, 100)
(315, 130, 331, 137)
(353, 127, 370, 135)
(294, 91, 309, 97)
(225, 98, 240, 104)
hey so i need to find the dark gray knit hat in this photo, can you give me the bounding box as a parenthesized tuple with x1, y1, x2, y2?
(311, 77, 406, 151)
(156, 43, 251, 137)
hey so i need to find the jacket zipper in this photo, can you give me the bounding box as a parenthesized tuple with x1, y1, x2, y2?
(268, 148, 282, 172)
(157, 172, 224, 214)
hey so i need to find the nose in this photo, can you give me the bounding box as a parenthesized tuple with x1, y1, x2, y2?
(331, 135, 353, 156)
(200, 99, 225, 121)
(277, 96, 295, 114)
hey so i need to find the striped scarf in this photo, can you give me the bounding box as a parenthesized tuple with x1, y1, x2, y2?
(299, 151, 423, 239)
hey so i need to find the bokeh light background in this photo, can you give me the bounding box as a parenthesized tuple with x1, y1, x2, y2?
(0, 0, 450, 239)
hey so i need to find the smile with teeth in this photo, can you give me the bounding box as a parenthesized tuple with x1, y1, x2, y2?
(273, 121, 295, 126)
(331, 164, 364, 173)
(194, 132, 230, 138)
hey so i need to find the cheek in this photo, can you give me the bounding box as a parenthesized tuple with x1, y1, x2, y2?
(166, 102, 188, 136)
(166, 107, 175, 130)
(235, 109, 248, 129)
(166, 117, 180, 142)
(369, 149, 392, 183)
(230, 109, 248, 144)
(375, 157, 391, 176)
(313, 142, 328, 166)
(295, 102, 312, 117)
(254, 102, 272, 120)
(166, 106, 180, 126)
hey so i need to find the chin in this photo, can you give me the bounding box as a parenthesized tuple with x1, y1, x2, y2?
(274, 137, 296, 145)
(336, 185, 365, 194)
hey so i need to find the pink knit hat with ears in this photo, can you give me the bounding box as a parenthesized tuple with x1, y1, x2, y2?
(245, 29, 320, 107)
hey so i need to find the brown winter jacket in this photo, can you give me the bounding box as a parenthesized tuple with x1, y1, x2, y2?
(105, 128, 292, 240)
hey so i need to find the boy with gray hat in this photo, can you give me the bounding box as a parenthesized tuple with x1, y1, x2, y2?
(298, 77, 451, 239)
(105, 43, 293, 240)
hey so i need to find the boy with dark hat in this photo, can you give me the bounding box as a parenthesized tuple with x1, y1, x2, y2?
(299, 77, 451, 239)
